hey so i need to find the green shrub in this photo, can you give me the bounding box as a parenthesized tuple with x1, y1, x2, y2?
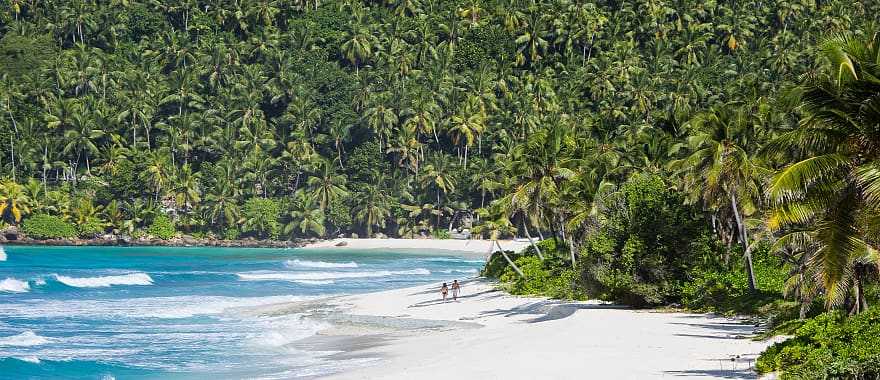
(21, 214, 77, 239)
(578, 174, 714, 307)
(681, 270, 748, 308)
(757, 308, 880, 379)
(147, 214, 176, 239)
(77, 218, 106, 238)
(222, 227, 240, 240)
(242, 198, 281, 239)
(499, 255, 586, 300)
(432, 229, 450, 239)
(482, 249, 525, 278)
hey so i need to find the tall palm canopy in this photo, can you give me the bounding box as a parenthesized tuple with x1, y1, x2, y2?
(765, 32, 880, 312)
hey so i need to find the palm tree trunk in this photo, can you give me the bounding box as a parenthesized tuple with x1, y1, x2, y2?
(561, 220, 577, 267)
(730, 191, 757, 291)
(854, 265, 868, 314)
(521, 216, 544, 260)
(143, 119, 151, 150)
(495, 240, 524, 278)
(9, 135, 15, 182)
(336, 141, 344, 169)
(463, 144, 468, 167)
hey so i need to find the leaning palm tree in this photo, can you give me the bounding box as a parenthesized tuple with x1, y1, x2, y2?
(472, 206, 524, 279)
(504, 123, 577, 260)
(764, 32, 880, 313)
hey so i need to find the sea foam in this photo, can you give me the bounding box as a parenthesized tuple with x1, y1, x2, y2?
(0, 331, 52, 347)
(54, 273, 154, 288)
(284, 259, 358, 269)
(0, 278, 30, 293)
(0, 295, 313, 319)
(16, 356, 42, 364)
(439, 268, 479, 274)
(237, 268, 430, 281)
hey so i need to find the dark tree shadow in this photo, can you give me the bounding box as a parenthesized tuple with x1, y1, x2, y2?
(478, 300, 627, 323)
(664, 368, 757, 379)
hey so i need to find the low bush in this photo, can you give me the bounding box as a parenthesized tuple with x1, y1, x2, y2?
(499, 255, 586, 299)
(222, 227, 240, 240)
(20, 214, 77, 239)
(481, 248, 525, 278)
(147, 214, 176, 239)
(77, 218, 106, 238)
(757, 308, 880, 379)
(681, 244, 787, 315)
(432, 229, 450, 239)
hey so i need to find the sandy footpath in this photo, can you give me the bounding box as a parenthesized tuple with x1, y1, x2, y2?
(320, 279, 777, 380)
(305, 238, 531, 256)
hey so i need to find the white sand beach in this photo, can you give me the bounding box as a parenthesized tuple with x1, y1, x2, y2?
(305, 238, 532, 256)
(319, 279, 778, 380)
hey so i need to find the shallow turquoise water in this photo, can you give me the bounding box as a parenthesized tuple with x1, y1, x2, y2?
(0, 245, 483, 379)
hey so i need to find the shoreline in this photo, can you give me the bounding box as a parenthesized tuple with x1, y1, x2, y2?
(0, 235, 306, 249)
(282, 279, 780, 380)
(1, 236, 529, 253)
(303, 238, 531, 255)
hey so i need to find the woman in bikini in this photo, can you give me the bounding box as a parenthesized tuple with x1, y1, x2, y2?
(441, 282, 449, 301)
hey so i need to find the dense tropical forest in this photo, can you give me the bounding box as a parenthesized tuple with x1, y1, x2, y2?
(1, 0, 880, 377)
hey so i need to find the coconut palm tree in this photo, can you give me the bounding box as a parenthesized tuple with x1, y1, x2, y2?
(353, 184, 391, 237)
(286, 193, 326, 237)
(764, 32, 880, 312)
(307, 160, 348, 211)
(670, 101, 767, 291)
(472, 206, 524, 278)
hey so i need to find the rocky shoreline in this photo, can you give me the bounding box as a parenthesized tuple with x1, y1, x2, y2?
(0, 230, 309, 249)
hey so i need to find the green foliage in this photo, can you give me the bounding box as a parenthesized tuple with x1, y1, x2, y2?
(579, 174, 710, 307)
(222, 227, 241, 241)
(147, 214, 176, 240)
(242, 198, 282, 239)
(682, 245, 787, 308)
(757, 308, 880, 379)
(77, 218, 106, 238)
(347, 140, 389, 184)
(20, 214, 76, 240)
(431, 229, 450, 239)
(119, 5, 167, 43)
(325, 198, 352, 236)
(499, 253, 585, 300)
(105, 157, 148, 201)
(482, 249, 524, 278)
(0, 32, 56, 78)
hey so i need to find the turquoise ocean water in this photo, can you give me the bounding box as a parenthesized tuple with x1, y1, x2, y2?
(0, 245, 483, 379)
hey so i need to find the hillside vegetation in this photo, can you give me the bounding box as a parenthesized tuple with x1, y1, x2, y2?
(2, 2, 880, 377)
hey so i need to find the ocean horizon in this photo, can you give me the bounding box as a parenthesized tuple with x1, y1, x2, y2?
(0, 245, 483, 379)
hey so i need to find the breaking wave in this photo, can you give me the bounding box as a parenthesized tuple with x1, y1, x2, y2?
(284, 259, 358, 269)
(54, 273, 154, 288)
(0, 277, 30, 293)
(237, 269, 431, 281)
(0, 331, 53, 347)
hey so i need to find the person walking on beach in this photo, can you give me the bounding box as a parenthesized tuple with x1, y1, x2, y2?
(441, 282, 449, 301)
(452, 280, 461, 301)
